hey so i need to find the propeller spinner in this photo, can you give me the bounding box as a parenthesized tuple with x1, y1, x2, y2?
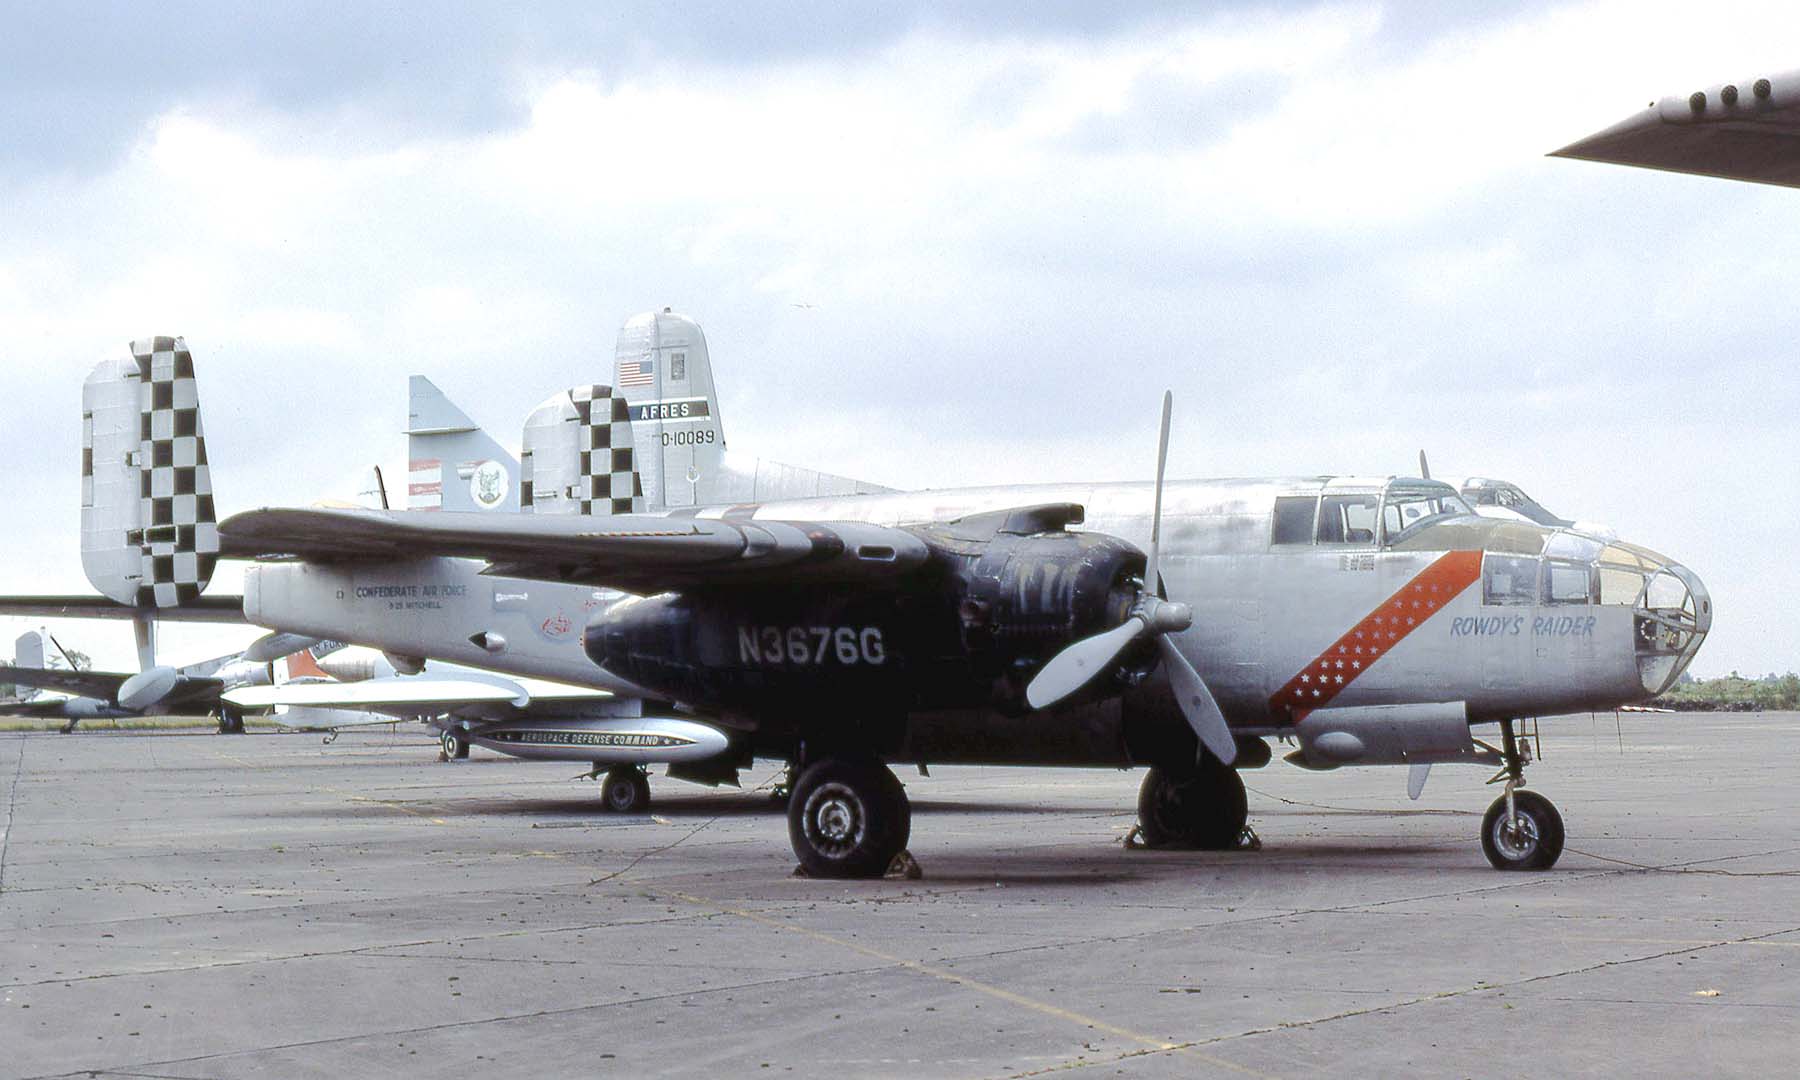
(1024, 392, 1237, 765)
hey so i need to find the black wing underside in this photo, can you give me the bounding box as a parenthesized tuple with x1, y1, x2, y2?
(220, 507, 930, 593)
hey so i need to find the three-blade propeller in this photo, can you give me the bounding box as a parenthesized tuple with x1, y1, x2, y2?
(1024, 392, 1236, 765)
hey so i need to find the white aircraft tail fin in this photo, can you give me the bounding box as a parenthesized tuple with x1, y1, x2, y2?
(612, 308, 723, 508)
(80, 337, 220, 609)
(520, 386, 644, 515)
(612, 308, 893, 506)
(14, 631, 44, 671)
(406, 376, 519, 512)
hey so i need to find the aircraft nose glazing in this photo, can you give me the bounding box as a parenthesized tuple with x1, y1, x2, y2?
(1632, 557, 1710, 696)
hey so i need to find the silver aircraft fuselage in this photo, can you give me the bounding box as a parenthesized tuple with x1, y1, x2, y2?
(242, 475, 1709, 762)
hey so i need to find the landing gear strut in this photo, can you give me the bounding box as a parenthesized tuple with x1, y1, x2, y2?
(598, 765, 651, 813)
(1480, 719, 1564, 871)
(1135, 755, 1248, 850)
(787, 757, 910, 878)
(439, 730, 470, 761)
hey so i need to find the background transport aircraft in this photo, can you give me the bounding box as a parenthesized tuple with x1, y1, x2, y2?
(0, 630, 300, 733)
(1553, 67, 1800, 188)
(221, 388, 1711, 878)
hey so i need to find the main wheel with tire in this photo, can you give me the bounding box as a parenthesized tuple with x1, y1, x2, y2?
(1481, 789, 1564, 870)
(600, 766, 651, 813)
(440, 730, 470, 760)
(1136, 757, 1247, 850)
(787, 758, 910, 879)
(217, 708, 246, 735)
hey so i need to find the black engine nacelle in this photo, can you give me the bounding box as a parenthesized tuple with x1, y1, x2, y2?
(584, 504, 1146, 724)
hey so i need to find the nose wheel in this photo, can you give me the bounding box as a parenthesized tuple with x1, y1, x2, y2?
(1481, 719, 1564, 870)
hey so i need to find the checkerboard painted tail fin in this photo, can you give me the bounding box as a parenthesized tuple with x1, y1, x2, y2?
(519, 385, 645, 516)
(405, 375, 520, 512)
(80, 337, 219, 609)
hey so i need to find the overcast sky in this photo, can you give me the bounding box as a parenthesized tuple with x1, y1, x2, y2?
(3, 1, 1795, 676)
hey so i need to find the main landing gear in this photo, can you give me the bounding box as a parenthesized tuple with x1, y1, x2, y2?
(598, 765, 652, 814)
(216, 707, 246, 735)
(1481, 718, 1564, 871)
(439, 730, 470, 761)
(1134, 755, 1248, 850)
(787, 757, 911, 879)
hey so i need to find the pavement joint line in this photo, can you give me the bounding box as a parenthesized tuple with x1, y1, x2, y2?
(1, 909, 728, 991)
(21, 962, 908, 1080)
(1536, 994, 1800, 1010)
(0, 738, 25, 896)
(654, 887, 1278, 1079)
(1004, 923, 1800, 1078)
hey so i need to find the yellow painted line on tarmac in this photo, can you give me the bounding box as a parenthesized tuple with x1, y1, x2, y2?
(657, 887, 1276, 1079)
(343, 794, 449, 825)
(208, 748, 447, 825)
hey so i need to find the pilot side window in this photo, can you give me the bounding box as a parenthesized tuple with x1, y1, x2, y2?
(1316, 494, 1378, 545)
(1271, 496, 1317, 545)
(1543, 560, 1596, 605)
(1483, 554, 1540, 606)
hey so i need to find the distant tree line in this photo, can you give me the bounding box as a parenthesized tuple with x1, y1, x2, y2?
(1655, 672, 1800, 711)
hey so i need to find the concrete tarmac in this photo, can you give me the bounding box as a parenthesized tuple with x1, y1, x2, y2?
(2, 712, 1796, 1078)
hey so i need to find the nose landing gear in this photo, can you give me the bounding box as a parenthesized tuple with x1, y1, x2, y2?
(1481, 718, 1564, 870)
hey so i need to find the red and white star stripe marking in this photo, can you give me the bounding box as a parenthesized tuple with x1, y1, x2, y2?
(1269, 549, 1483, 720)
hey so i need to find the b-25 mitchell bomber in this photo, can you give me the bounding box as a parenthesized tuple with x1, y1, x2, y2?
(221, 390, 1712, 878)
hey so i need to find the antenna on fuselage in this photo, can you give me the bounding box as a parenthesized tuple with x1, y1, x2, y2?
(1418, 450, 1431, 480)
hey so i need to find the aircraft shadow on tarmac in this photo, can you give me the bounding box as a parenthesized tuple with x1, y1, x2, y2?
(405, 792, 1101, 819)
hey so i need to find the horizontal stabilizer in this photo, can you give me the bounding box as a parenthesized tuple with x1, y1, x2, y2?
(0, 594, 246, 623)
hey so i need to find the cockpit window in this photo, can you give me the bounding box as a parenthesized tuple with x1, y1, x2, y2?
(1317, 494, 1379, 545)
(1381, 487, 1471, 544)
(1271, 496, 1317, 545)
(1483, 554, 1539, 606)
(1543, 559, 1596, 605)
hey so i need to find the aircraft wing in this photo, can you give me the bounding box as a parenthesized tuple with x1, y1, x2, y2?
(0, 664, 224, 706)
(1551, 70, 1800, 188)
(220, 507, 929, 593)
(224, 672, 608, 715)
(0, 594, 248, 623)
(0, 697, 78, 718)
